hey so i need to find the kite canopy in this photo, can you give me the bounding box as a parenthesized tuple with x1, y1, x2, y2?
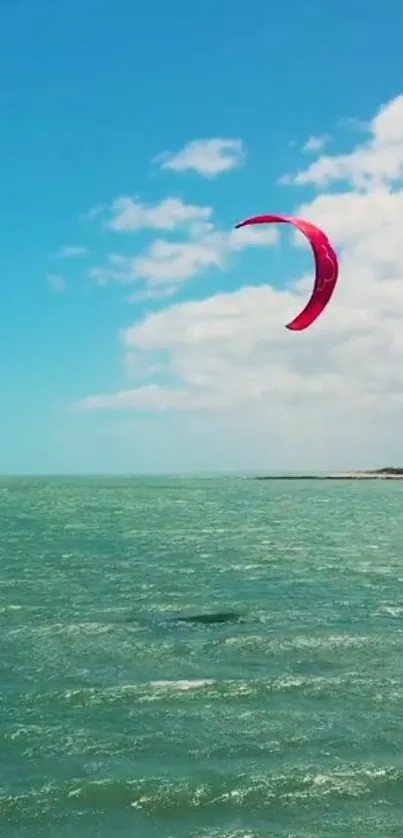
(235, 214, 339, 331)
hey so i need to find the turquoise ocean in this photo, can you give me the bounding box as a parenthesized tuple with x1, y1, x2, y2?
(2, 476, 403, 837)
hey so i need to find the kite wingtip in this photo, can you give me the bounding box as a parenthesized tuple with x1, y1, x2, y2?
(285, 321, 307, 332)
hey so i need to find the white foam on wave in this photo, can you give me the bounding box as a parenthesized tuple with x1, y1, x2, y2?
(149, 678, 215, 692)
(224, 632, 381, 653)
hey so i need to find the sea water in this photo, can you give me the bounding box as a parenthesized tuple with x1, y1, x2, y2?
(1, 476, 403, 837)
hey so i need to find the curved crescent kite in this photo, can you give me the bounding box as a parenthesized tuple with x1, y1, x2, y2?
(235, 214, 339, 331)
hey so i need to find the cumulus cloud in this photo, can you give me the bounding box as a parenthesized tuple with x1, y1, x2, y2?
(75, 94, 403, 470)
(155, 138, 245, 177)
(283, 94, 403, 189)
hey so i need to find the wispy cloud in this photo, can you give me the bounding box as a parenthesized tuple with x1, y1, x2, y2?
(155, 138, 245, 177)
(105, 196, 213, 232)
(82, 204, 105, 222)
(47, 274, 67, 293)
(302, 135, 329, 154)
(88, 222, 277, 293)
(53, 245, 89, 258)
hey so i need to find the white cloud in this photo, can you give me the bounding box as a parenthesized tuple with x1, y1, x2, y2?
(121, 351, 163, 379)
(106, 196, 213, 231)
(54, 245, 88, 258)
(130, 226, 277, 286)
(302, 135, 329, 154)
(89, 216, 277, 292)
(47, 274, 67, 293)
(283, 94, 403, 189)
(156, 138, 245, 177)
(75, 94, 403, 471)
(130, 238, 226, 284)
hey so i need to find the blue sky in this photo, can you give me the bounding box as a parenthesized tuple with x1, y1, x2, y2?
(2, 0, 403, 473)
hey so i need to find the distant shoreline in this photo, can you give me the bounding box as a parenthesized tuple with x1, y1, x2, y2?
(252, 468, 403, 481)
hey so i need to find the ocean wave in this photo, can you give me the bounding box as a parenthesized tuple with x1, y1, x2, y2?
(1, 765, 402, 824)
(223, 631, 402, 653)
(19, 672, 403, 710)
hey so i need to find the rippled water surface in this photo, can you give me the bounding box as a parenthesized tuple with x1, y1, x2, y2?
(2, 475, 403, 837)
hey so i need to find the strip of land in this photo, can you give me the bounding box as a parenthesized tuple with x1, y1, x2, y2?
(253, 468, 403, 480)
(327, 468, 403, 479)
